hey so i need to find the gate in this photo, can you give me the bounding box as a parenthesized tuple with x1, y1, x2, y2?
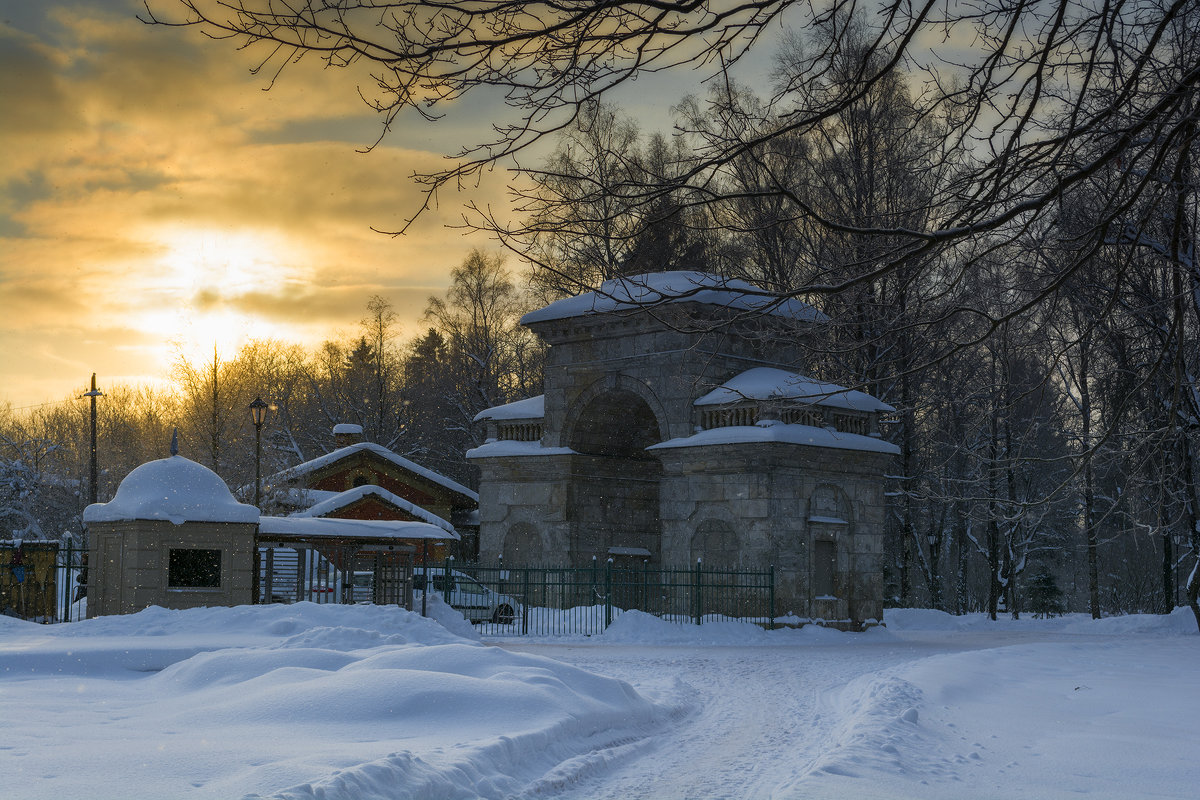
(2, 539, 86, 623)
(258, 545, 414, 608)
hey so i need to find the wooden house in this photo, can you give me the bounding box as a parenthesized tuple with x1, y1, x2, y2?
(265, 425, 479, 559)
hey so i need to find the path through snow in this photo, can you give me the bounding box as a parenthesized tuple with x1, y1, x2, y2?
(501, 609, 1199, 799)
(501, 637, 952, 798)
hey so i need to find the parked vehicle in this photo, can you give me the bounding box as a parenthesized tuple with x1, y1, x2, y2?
(414, 568, 519, 624)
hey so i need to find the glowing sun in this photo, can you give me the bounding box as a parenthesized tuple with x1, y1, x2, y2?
(133, 226, 312, 368)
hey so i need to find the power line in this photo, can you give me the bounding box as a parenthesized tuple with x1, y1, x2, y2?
(3, 398, 75, 413)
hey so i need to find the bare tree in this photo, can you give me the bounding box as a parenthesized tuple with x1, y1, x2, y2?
(144, 2, 1198, 278)
(421, 249, 545, 482)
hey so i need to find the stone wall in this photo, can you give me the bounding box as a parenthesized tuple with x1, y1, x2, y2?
(87, 520, 256, 616)
(653, 442, 889, 625)
(476, 440, 890, 625)
(475, 454, 573, 565)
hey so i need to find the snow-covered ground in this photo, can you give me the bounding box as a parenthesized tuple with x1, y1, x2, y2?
(2, 602, 1196, 800)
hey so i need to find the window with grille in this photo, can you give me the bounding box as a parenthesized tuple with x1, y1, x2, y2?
(168, 548, 221, 588)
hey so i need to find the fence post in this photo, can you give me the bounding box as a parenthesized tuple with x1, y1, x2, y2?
(521, 566, 530, 636)
(443, 556, 453, 605)
(69, 539, 76, 623)
(768, 564, 776, 630)
(693, 558, 703, 626)
(61, 540, 71, 623)
(604, 558, 613, 629)
(643, 559, 650, 615)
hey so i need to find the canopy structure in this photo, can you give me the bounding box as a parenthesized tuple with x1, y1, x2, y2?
(258, 516, 458, 543)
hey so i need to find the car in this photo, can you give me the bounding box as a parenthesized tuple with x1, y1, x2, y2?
(413, 568, 519, 624)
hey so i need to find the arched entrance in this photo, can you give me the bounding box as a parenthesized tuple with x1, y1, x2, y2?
(502, 522, 542, 563)
(566, 389, 663, 564)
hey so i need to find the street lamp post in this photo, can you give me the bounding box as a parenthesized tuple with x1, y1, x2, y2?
(248, 397, 269, 605)
(248, 397, 269, 509)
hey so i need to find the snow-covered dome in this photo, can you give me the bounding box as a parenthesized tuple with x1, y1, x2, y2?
(694, 367, 895, 413)
(83, 456, 260, 525)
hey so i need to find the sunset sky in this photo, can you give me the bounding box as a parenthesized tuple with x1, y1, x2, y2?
(0, 0, 533, 410)
(0, 1, 778, 412)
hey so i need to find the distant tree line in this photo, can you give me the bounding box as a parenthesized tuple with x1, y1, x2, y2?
(26, 1, 1200, 623)
(0, 249, 542, 547)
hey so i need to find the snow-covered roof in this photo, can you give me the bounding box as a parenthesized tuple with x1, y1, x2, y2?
(292, 485, 455, 534)
(694, 367, 895, 413)
(272, 487, 339, 509)
(466, 442, 577, 459)
(647, 421, 900, 455)
(473, 395, 545, 423)
(258, 516, 459, 541)
(83, 456, 259, 525)
(332, 423, 363, 435)
(268, 442, 478, 503)
(520, 271, 828, 325)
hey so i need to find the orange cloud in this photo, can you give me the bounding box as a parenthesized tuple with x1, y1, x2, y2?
(0, 0, 514, 408)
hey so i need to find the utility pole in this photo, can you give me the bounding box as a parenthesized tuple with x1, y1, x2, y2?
(82, 373, 104, 505)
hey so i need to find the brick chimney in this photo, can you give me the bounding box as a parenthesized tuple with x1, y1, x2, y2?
(333, 423, 364, 448)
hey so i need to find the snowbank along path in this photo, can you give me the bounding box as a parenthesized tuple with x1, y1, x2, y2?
(2, 602, 1197, 799)
(502, 608, 1199, 800)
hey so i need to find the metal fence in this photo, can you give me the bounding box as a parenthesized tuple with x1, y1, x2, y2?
(4, 539, 775, 637)
(1, 539, 86, 623)
(450, 559, 776, 637)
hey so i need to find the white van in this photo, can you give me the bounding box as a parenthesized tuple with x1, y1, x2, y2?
(414, 568, 519, 624)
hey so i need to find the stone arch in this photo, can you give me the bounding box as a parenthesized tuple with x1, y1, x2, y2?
(559, 373, 670, 450)
(560, 375, 666, 564)
(809, 484, 852, 523)
(568, 390, 662, 458)
(690, 518, 739, 566)
(501, 522, 543, 564)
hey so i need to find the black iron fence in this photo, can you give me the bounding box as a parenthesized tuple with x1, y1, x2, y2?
(1, 539, 86, 623)
(448, 559, 776, 637)
(6, 539, 775, 637)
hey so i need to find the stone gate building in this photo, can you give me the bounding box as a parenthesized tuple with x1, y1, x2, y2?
(468, 272, 898, 627)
